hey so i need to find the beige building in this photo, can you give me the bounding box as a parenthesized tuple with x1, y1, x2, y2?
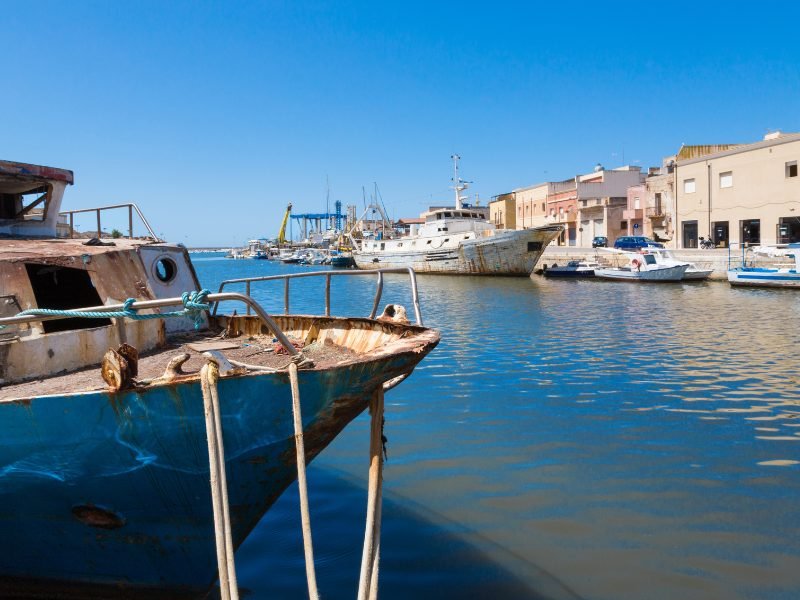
(503, 165, 644, 246)
(514, 182, 550, 230)
(675, 132, 800, 248)
(489, 192, 516, 229)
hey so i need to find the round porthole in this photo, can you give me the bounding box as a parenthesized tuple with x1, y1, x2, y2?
(153, 256, 178, 284)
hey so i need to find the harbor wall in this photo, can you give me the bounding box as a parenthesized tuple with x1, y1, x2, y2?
(540, 247, 746, 280)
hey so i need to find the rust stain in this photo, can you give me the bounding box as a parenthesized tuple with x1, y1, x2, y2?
(72, 504, 126, 529)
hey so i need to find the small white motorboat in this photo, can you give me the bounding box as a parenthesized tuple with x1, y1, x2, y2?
(639, 248, 713, 280)
(595, 251, 688, 282)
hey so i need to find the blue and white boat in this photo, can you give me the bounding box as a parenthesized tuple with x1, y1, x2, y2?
(727, 244, 800, 288)
(0, 160, 439, 597)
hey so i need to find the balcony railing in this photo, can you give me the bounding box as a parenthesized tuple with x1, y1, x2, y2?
(646, 207, 666, 219)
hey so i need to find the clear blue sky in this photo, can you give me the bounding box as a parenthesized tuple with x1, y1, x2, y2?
(3, 1, 799, 245)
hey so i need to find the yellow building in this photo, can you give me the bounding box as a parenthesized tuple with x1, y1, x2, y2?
(489, 192, 516, 229)
(675, 132, 800, 248)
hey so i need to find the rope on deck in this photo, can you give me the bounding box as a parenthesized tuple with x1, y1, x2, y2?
(289, 360, 320, 600)
(200, 357, 240, 600)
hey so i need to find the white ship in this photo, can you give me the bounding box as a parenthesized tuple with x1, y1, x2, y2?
(352, 156, 563, 276)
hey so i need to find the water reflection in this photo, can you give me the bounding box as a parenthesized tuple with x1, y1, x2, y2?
(195, 257, 800, 600)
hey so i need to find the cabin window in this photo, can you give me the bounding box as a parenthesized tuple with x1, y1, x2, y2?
(444, 238, 449, 242)
(25, 264, 111, 334)
(0, 183, 51, 221)
(153, 257, 178, 283)
(380, 243, 385, 250)
(397, 242, 403, 247)
(444, 212, 453, 218)
(644, 254, 656, 265)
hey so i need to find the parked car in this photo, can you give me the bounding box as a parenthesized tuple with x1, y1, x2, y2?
(613, 236, 665, 250)
(592, 236, 608, 248)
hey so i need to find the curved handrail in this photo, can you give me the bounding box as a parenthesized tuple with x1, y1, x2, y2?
(212, 268, 424, 326)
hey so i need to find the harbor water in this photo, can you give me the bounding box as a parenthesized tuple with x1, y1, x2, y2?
(193, 254, 800, 600)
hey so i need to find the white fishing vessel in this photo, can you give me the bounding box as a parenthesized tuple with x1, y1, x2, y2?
(639, 248, 713, 280)
(727, 244, 800, 288)
(351, 156, 563, 276)
(595, 250, 688, 282)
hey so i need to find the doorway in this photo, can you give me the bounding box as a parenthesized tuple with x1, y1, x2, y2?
(740, 219, 761, 246)
(712, 221, 729, 248)
(778, 216, 800, 243)
(682, 220, 698, 248)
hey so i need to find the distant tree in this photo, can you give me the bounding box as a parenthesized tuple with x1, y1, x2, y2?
(111, 229, 123, 239)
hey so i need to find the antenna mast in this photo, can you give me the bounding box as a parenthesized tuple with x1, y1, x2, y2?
(451, 154, 469, 209)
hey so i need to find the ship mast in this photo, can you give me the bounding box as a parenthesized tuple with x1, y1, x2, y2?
(451, 154, 469, 210)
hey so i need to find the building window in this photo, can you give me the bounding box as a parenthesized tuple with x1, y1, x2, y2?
(719, 171, 733, 189)
(787, 161, 798, 178)
(634, 196, 640, 209)
(541, 203, 545, 211)
(684, 178, 696, 194)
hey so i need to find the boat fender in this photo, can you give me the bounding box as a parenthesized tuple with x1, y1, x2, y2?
(379, 304, 409, 325)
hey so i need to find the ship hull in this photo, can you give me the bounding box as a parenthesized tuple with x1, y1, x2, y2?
(353, 226, 563, 276)
(0, 332, 436, 597)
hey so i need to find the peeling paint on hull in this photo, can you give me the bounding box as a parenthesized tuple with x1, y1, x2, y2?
(353, 226, 563, 275)
(0, 330, 438, 596)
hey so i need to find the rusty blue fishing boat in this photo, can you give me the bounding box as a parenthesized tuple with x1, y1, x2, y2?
(0, 161, 439, 598)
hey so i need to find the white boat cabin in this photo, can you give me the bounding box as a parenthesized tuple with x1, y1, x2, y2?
(360, 207, 495, 253)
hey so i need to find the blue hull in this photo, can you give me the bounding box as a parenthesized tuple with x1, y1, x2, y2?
(0, 352, 422, 596)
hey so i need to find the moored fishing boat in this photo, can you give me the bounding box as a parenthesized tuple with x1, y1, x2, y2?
(0, 160, 439, 598)
(542, 259, 602, 278)
(351, 156, 563, 276)
(727, 244, 800, 288)
(639, 247, 712, 280)
(594, 249, 688, 282)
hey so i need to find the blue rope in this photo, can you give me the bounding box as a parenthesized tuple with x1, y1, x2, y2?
(5, 289, 211, 331)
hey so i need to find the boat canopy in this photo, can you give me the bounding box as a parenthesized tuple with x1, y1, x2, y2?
(0, 160, 74, 237)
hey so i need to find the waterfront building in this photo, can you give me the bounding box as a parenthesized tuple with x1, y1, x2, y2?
(504, 165, 645, 246)
(489, 192, 516, 229)
(674, 132, 800, 248)
(514, 182, 550, 231)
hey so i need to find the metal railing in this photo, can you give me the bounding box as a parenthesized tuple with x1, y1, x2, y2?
(212, 268, 424, 326)
(0, 292, 300, 356)
(59, 203, 161, 241)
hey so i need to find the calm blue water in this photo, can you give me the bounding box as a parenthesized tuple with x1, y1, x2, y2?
(193, 253, 800, 600)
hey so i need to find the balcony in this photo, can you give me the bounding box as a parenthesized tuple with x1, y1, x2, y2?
(623, 208, 643, 220)
(646, 207, 666, 219)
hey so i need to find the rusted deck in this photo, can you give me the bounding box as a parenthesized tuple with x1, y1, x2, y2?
(0, 329, 358, 401)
